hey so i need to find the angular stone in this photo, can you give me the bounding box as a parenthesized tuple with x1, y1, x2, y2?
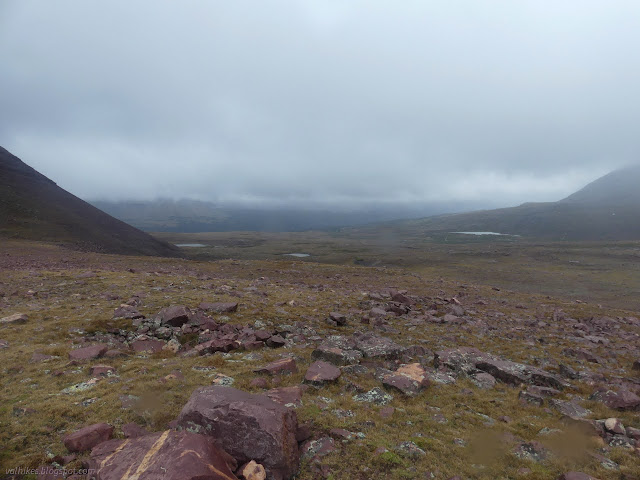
(200, 302, 239, 314)
(63, 423, 114, 452)
(0, 313, 27, 324)
(604, 418, 625, 435)
(0, 339, 7, 349)
(328, 312, 347, 326)
(433, 347, 492, 373)
(176, 386, 299, 480)
(158, 305, 191, 327)
(382, 374, 425, 396)
(550, 399, 592, 418)
(131, 339, 165, 353)
(266, 335, 286, 348)
(89, 365, 115, 376)
(239, 460, 266, 480)
(312, 344, 362, 366)
(254, 357, 297, 375)
(590, 388, 640, 411)
(112, 305, 143, 319)
(470, 372, 496, 389)
(89, 430, 238, 480)
(68, 344, 108, 361)
(353, 332, 405, 360)
(304, 361, 341, 386)
(266, 386, 303, 407)
(476, 359, 529, 386)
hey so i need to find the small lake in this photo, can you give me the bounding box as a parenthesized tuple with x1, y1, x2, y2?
(175, 243, 208, 247)
(451, 232, 517, 236)
(283, 253, 310, 257)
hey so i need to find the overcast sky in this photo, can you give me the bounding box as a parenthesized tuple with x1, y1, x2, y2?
(1, 1, 639, 210)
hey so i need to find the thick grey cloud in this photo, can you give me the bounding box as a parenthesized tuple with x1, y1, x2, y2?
(1, 1, 638, 209)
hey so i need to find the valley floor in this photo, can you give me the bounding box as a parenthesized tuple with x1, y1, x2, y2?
(0, 240, 639, 479)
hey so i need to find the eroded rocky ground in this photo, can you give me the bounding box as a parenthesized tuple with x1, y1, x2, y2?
(0, 241, 639, 479)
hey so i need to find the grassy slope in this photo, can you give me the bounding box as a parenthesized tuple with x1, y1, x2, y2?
(1, 241, 638, 479)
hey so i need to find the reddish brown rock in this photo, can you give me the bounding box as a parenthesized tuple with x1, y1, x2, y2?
(104, 349, 127, 358)
(131, 339, 165, 353)
(266, 386, 304, 407)
(304, 361, 341, 386)
(89, 365, 115, 376)
(0, 339, 8, 349)
(250, 377, 269, 389)
(254, 357, 297, 375)
(199, 302, 239, 314)
(328, 312, 347, 326)
(68, 344, 108, 362)
(353, 332, 405, 359)
(63, 423, 114, 452)
(590, 388, 640, 411)
(266, 335, 286, 348)
(158, 305, 191, 327)
(382, 363, 430, 396)
(176, 386, 299, 480)
(112, 305, 143, 319)
(311, 336, 362, 366)
(379, 406, 395, 418)
(89, 430, 238, 480)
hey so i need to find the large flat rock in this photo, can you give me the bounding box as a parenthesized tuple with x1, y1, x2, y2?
(176, 386, 299, 480)
(89, 430, 238, 480)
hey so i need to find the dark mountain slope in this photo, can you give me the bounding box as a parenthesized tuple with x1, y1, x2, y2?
(355, 166, 640, 241)
(0, 146, 181, 256)
(561, 164, 640, 206)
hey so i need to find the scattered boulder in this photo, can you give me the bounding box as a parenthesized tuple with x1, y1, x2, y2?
(266, 335, 286, 348)
(304, 361, 341, 386)
(328, 312, 347, 326)
(131, 339, 165, 353)
(604, 418, 626, 435)
(266, 386, 303, 407)
(0, 313, 27, 324)
(352, 332, 405, 360)
(382, 363, 430, 396)
(176, 386, 299, 480)
(63, 423, 113, 452)
(89, 430, 238, 480)
(550, 399, 592, 419)
(68, 344, 108, 362)
(311, 336, 362, 366)
(158, 305, 191, 327)
(254, 358, 297, 375)
(470, 372, 496, 389)
(112, 305, 143, 319)
(0, 339, 7, 349)
(590, 388, 640, 411)
(89, 365, 115, 376)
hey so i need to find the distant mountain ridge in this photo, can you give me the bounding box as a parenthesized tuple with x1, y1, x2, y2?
(0, 146, 181, 256)
(352, 165, 640, 241)
(90, 199, 476, 233)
